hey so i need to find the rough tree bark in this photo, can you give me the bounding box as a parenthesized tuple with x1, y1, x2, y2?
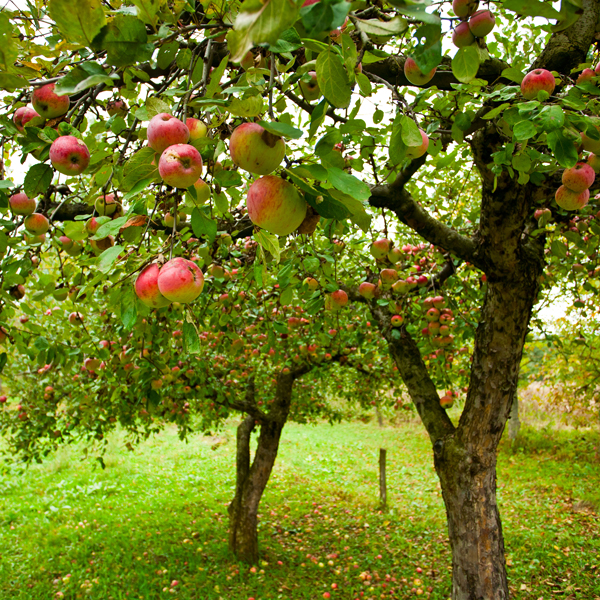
(227, 369, 307, 562)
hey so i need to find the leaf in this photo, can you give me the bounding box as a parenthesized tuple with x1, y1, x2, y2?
(537, 105, 565, 132)
(341, 33, 358, 78)
(400, 116, 423, 147)
(301, 0, 350, 36)
(268, 28, 303, 53)
(55, 66, 114, 95)
(92, 15, 154, 67)
(121, 285, 138, 329)
(131, 0, 161, 27)
(513, 120, 538, 141)
(94, 216, 128, 239)
(64, 221, 88, 242)
(146, 97, 170, 119)
(452, 46, 480, 83)
(157, 41, 178, 70)
(191, 207, 217, 243)
(227, 95, 264, 117)
(205, 55, 229, 99)
(503, 0, 561, 19)
(49, 0, 106, 46)
(316, 47, 351, 109)
(305, 190, 349, 220)
(183, 321, 201, 354)
(0, 13, 18, 72)
(547, 130, 579, 168)
(355, 16, 407, 37)
(0, 352, 6, 375)
(326, 167, 371, 201)
(121, 147, 159, 191)
(257, 120, 303, 139)
(255, 229, 281, 263)
(389, 113, 407, 165)
(97, 245, 123, 273)
(328, 189, 372, 231)
(227, 0, 300, 63)
(24, 164, 53, 198)
(501, 67, 525, 83)
(551, 240, 568, 258)
(356, 72, 373, 96)
(412, 22, 443, 74)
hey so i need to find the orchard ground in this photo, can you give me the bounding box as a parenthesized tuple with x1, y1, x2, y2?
(0, 412, 599, 600)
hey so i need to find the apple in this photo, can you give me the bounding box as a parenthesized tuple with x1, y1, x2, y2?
(433, 295, 446, 309)
(25, 233, 46, 245)
(246, 175, 307, 236)
(581, 127, 600, 153)
(84, 358, 101, 372)
(387, 247, 403, 263)
(576, 69, 596, 85)
(588, 153, 600, 172)
(358, 282, 378, 299)
(440, 394, 454, 409)
(299, 71, 321, 102)
(24, 213, 49, 235)
(406, 129, 429, 159)
(468, 10, 495, 37)
(186, 117, 207, 140)
(452, 0, 479, 18)
(562, 162, 595, 192)
(157, 257, 205, 303)
(555, 185, 589, 210)
(380, 268, 399, 289)
(392, 279, 410, 294)
(9, 192, 36, 216)
(370, 238, 391, 260)
(404, 57, 436, 86)
(90, 235, 114, 254)
(391, 315, 404, 327)
(0, 327, 8, 343)
(68, 312, 84, 325)
(49, 135, 90, 175)
(425, 307, 440, 322)
(95, 193, 121, 216)
(9, 284, 25, 300)
(135, 263, 172, 308)
(192, 178, 211, 203)
(325, 289, 348, 311)
(452, 21, 476, 48)
(13, 106, 42, 132)
(147, 113, 190, 153)
(31, 83, 69, 119)
(303, 277, 319, 290)
(106, 99, 127, 117)
(230, 123, 286, 175)
(520, 69, 555, 100)
(158, 144, 203, 188)
(53, 287, 69, 301)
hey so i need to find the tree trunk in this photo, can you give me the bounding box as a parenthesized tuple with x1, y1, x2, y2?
(508, 391, 520, 441)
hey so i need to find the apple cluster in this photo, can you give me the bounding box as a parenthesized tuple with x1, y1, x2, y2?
(421, 295, 455, 348)
(555, 162, 596, 211)
(451, 0, 495, 49)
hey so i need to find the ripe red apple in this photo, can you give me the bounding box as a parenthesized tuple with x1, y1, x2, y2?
(13, 106, 42, 132)
(49, 135, 90, 176)
(299, 71, 321, 102)
(391, 314, 404, 327)
(106, 99, 128, 117)
(520, 69, 555, 100)
(147, 113, 190, 153)
(186, 117, 207, 140)
(440, 394, 454, 409)
(84, 358, 101, 372)
(555, 186, 589, 210)
(68, 312, 84, 325)
(24, 213, 49, 235)
(95, 193, 120, 216)
(230, 123, 286, 175)
(562, 162, 595, 192)
(246, 175, 307, 236)
(404, 57, 436, 86)
(452, 0, 479, 18)
(370, 238, 391, 260)
(358, 282, 378, 299)
(9, 192, 35, 216)
(325, 289, 348, 311)
(380, 268, 399, 289)
(135, 264, 172, 308)
(452, 21, 476, 48)
(576, 69, 596, 85)
(158, 144, 203, 188)
(157, 257, 205, 303)
(425, 307, 440, 322)
(468, 10, 495, 37)
(31, 83, 69, 119)
(406, 129, 430, 159)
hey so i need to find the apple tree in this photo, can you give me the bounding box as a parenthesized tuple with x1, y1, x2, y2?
(2, 0, 600, 598)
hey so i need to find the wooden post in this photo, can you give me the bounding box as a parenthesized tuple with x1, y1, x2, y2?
(379, 448, 387, 510)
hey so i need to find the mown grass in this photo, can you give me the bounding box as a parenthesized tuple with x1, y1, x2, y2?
(0, 416, 599, 600)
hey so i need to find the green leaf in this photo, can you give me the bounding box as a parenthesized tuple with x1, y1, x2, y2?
(0, 352, 6, 375)
(513, 120, 538, 141)
(121, 285, 138, 329)
(0, 13, 19, 72)
(328, 189, 372, 231)
(255, 229, 281, 263)
(388, 1, 441, 25)
(55, 66, 114, 95)
(157, 41, 178, 70)
(400, 116, 423, 147)
(326, 167, 371, 201)
(64, 221, 88, 242)
(452, 46, 480, 83)
(305, 190, 349, 220)
(205, 55, 229, 99)
(257, 120, 303, 139)
(24, 164, 53, 198)
(503, 0, 561, 19)
(94, 217, 128, 240)
(551, 240, 568, 258)
(227, 95, 264, 117)
(547, 130, 579, 168)
(356, 72, 373, 96)
(341, 33, 358, 79)
(412, 23, 443, 74)
(227, 0, 300, 63)
(316, 47, 351, 109)
(500, 67, 525, 83)
(301, 1, 350, 37)
(183, 321, 201, 354)
(146, 97, 171, 119)
(355, 16, 407, 37)
(121, 147, 159, 191)
(389, 113, 407, 165)
(191, 207, 217, 243)
(92, 15, 154, 67)
(309, 98, 328, 139)
(49, 0, 106, 46)
(131, 0, 161, 27)
(268, 28, 303, 53)
(537, 105, 565, 132)
(97, 245, 123, 273)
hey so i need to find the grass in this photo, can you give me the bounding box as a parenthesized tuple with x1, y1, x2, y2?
(0, 417, 599, 600)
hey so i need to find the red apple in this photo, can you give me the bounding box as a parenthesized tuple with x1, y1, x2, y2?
(520, 69, 555, 100)
(576, 69, 596, 85)
(555, 186, 589, 210)
(391, 314, 404, 327)
(68, 312, 84, 325)
(404, 57, 436, 86)
(49, 135, 90, 176)
(299, 71, 321, 102)
(157, 257, 205, 303)
(186, 117, 207, 140)
(370, 238, 391, 260)
(9, 192, 36, 216)
(135, 263, 172, 308)
(468, 10, 495, 37)
(31, 83, 69, 119)
(452, 0, 479, 18)
(95, 193, 121, 216)
(106, 99, 128, 117)
(230, 123, 286, 175)
(24, 213, 49, 235)
(452, 21, 476, 48)
(562, 162, 595, 192)
(380, 268, 399, 289)
(358, 282, 378, 299)
(13, 106, 42, 132)
(147, 113, 190, 153)
(440, 394, 454, 409)
(406, 129, 430, 159)
(325, 290, 348, 311)
(246, 175, 307, 236)
(158, 144, 203, 188)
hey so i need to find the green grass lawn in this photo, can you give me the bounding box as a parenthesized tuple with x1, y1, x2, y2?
(0, 417, 599, 600)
